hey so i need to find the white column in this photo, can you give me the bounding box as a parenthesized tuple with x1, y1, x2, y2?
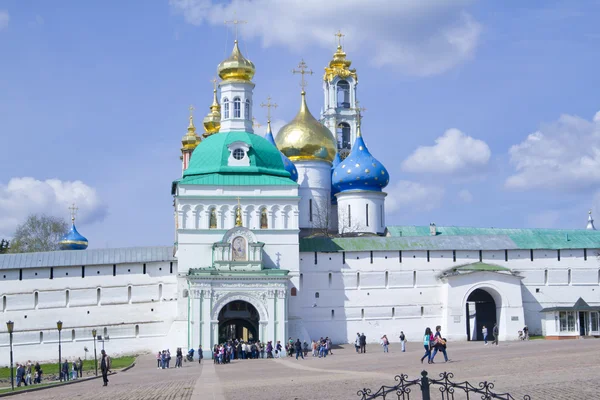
(295, 160, 332, 229)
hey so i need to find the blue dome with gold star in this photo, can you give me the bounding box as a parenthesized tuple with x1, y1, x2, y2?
(264, 122, 298, 182)
(331, 153, 342, 204)
(59, 222, 89, 250)
(332, 127, 389, 192)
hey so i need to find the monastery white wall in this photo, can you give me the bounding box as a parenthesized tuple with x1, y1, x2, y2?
(0, 261, 178, 365)
(291, 248, 600, 345)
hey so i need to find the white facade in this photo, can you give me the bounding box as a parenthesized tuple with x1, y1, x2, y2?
(296, 161, 332, 229)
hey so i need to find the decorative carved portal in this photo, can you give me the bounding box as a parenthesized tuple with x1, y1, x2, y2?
(218, 300, 259, 343)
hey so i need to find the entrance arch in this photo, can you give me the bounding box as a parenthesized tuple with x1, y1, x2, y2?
(466, 288, 498, 341)
(218, 300, 259, 343)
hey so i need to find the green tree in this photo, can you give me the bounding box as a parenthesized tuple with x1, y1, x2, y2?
(9, 214, 69, 253)
(0, 239, 9, 254)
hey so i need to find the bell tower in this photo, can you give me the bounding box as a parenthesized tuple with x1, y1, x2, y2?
(321, 31, 360, 160)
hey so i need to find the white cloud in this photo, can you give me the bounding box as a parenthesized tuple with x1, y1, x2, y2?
(169, 0, 481, 76)
(401, 128, 491, 174)
(0, 178, 107, 238)
(458, 189, 473, 203)
(0, 10, 9, 30)
(505, 111, 600, 190)
(386, 180, 445, 213)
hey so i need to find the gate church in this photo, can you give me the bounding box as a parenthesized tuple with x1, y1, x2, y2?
(2, 34, 600, 361)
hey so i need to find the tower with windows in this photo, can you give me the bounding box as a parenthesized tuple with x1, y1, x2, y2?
(217, 40, 255, 133)
(321, 32, 359, 160)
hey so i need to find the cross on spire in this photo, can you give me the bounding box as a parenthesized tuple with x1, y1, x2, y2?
(335, 30, 345, 47)
(68, 203, 79, 223)
(224, 11, 247, 41)
(352, 100, 367, 125)
(260, 96, 278, 122)
(189, 104, 195, 117)
(210, 77, 218, 91)
(292, 59, 313, 92)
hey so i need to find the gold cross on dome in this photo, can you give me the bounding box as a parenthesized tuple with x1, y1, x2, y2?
(352, 100, 367, 124)
(292, 59, 313, 91)
(68, 203, 79, 223)
(252, 117, 262, 129)
(260, 96, 278, 122)
(224, 11, 247, 41)
(189, 104, 195, 117)
(335, 30, 345, 47)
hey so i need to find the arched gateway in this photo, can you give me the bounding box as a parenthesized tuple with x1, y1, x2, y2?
(466, 288, 498, 341)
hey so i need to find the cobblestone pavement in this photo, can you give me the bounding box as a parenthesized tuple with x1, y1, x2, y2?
(10, 339, 600, 399)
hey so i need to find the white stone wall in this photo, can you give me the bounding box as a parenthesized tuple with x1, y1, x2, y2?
(0, 261, 178, 365)
(290, 248, 600, 345)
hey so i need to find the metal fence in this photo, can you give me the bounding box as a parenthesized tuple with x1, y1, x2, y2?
(357, 371, 531, 400)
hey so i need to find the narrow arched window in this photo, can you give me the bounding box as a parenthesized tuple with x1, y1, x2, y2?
(135, 325, 140, 338)
(366, 204, 369, 227)
(71, 329, 76, 341)
(223, 98, 229, 119)
(234, 97, 241, 118)
(315, 292, 319, 299)
(260, 208, 268, 229)
(158, 283, 163, 301)
(97, 288, 101, 306)
(128, 286, 132, 303)
(336, 122, 351, 150)
(337, 80, 350, 108)
(209, 208, 217, 229)
(290, 287, 297, 296)
(348, 204, 352, 227)
(245, 99, 251, 120)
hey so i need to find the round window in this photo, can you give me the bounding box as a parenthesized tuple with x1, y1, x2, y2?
(233, 148, 245, 160)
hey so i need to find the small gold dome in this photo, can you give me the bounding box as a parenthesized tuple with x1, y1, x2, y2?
(275, 91, 337, 163)
(217, 40, 255, 82)
(324, 45, 357, 83)
(182, 115, 200, 151)
(202, 88, 221, 137)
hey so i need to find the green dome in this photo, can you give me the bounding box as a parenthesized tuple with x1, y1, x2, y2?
(183, 131, 291, 179)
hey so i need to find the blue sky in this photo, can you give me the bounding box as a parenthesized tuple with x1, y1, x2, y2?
(1, 0, 600, 248)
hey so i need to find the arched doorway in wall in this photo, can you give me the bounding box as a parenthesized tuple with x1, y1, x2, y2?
(218, 300, 259, 343)
(466, 289, 497, 341)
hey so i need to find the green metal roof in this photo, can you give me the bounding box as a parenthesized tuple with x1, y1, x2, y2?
(184, 131, 291, 179)
(178, 173, 297, 186)
(540, 297, 600, 312)
(451, 262, 511, 272)
(300, 225, 600, 252)
(385, 225, 600, 250)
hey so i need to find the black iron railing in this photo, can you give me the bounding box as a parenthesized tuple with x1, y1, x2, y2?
(357, 371, 531, 400)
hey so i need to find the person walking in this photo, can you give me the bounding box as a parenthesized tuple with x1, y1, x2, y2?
(198, 345, 203, 364)
(25, 361, 32, 385)
(294, 339, 304, 360)
(399, 331, 407, 352)
(381, 335, 389, 353)
(430, 326, 449, 363)
(359, 333, 367, 354)
(156, 351, 162, 369)
(492, 323, 499, 346)
(78, 357, 83, 378)
(354, 333, 361, 353)
(482, 326, 488, 345)
(100, 350, 111, 387)
(420, 327, 433, 364)
(71, 360, 78, 380)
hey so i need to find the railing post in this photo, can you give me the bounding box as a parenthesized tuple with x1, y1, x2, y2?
(421, 370, 430, 400)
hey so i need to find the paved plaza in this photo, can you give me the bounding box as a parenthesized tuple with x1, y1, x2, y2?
(9, 339, 600, 399)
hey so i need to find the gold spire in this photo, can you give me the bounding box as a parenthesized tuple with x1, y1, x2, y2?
(203, 78, 221, 137)
(182, 105, 201, 150)
(235, 197, 243, 227)
(275, 65, 337, 163)
(324, 30, 357, 82)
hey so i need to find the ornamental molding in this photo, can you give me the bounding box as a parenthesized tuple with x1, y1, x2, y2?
(210, 291, 269, 321)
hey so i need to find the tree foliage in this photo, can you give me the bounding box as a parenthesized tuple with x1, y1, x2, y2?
(9, 214, 69, 253)
(0, 239, 9, 254)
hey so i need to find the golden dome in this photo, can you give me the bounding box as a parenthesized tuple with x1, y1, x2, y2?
(275, 91, 337, 163)
(181, 114, 201, 151)
(217, 40, 255, 82)
(324, 45, 357, 82)
(202, 88, 221, 137)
